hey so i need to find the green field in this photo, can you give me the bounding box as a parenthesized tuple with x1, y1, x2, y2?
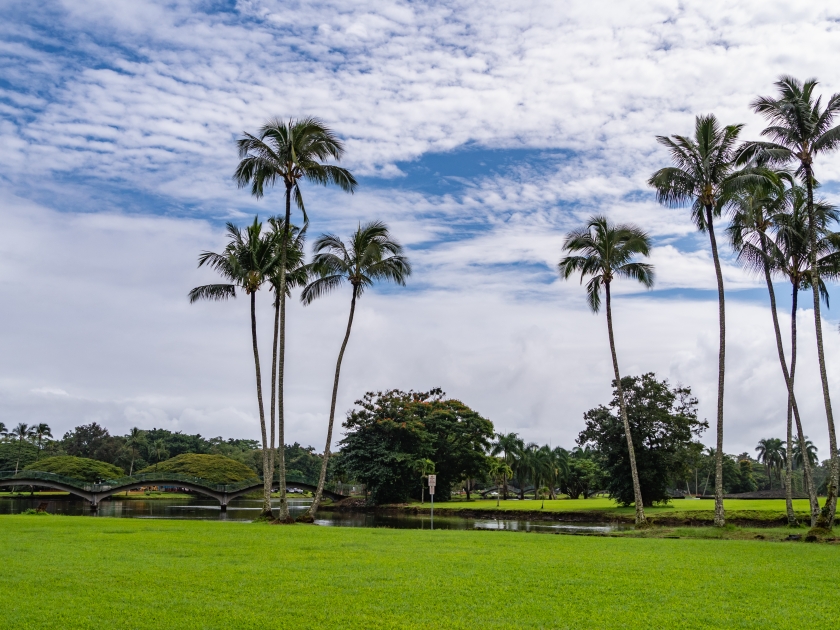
(1, 516, 838, 629)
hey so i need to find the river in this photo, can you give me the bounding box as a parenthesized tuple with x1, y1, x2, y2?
(0, 495, 624, 534)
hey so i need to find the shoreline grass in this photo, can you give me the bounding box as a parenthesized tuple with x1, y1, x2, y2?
(1, 515, 838, 629)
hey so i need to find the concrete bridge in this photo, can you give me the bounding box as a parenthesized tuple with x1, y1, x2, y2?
(0, 470, 348, 511)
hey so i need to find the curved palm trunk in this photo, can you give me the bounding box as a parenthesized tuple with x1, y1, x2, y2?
(805, 167, 838, 529)
(760, 245, 798, 525)
(706, 207, 726, 528)
(273, 186, 293, 523)
(14, 438, 23, 474)
(789, 288, 819, 525)
(250, 292, 273, 519)
(300, 287, 357, 521)
(605, 282, 646, 525)
(268, 297, 280, 510)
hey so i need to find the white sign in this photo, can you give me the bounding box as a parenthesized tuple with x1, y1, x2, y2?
(427, 474, 436, 486)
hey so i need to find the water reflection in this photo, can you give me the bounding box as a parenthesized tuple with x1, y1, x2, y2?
(0, 496, 624, 534)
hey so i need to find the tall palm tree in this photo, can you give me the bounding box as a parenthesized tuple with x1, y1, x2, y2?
(189, 217, 282, 519)
(649, 115, 748, 527)
(728, 174, 811, 524)
(32, 423, 52, 461)
(414, 459, 436, 505)
(739, 76, 840, 527)
(12, 423, 35, 474)
(549, 447, 570, 500)
(298, 221, 411, 521)
(0, 422, 7, 440)
(755, 438, 785, 489)
(265, 219, 309, 504)
(151, 439, 168, 472)
(126, 427, 145, 476)
(793, 437, 819, 471)
(490, 432, 522, 500)
(235, 117, 356, 523)
(559, 215, 654, 525)
(488, 458, 513, 507)
(768, 186, 838, 524)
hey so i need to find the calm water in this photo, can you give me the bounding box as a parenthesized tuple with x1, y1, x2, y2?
(0, 496, 623, 534)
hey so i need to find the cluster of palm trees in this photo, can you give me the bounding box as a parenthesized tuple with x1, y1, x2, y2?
(755, 436, 819, 491)
(0, 422, 53, 473)
(191, 118, 410, 522)
(490, 433, 569, 507)
(560, 76, 840, 529)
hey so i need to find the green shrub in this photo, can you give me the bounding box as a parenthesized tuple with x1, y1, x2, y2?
(136, 454, 258, 484)
(24, 456, 124, 482)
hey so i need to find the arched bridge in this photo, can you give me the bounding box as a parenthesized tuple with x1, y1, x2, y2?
(0, 471, 349, 511)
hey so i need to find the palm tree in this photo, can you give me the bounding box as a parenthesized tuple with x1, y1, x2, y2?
(728, 173, 811, 524)
(793, 437, 819, 471)
(767, 186, 838, 524)
(126, 427, 145, 476)
(0, 422, 7, 440)
(739, 76, 840, 527)
(32, 423, 52, 461)
(151, 439, 168, 472)
(265, 218, 309, 504)
(189, 217, 281, 519)
(235, 117, 356, 523)
(488, 458, 513, 507)
(649, 114, 751, 527)
(490, 432, 522, 500)
(414, 459, 436, 505)
(559, 215, 654, 526)
(298, 221, 411, 521)
(12, 423, 35, 474)
(756, 438, 785, 489)
(548, 447, 570, 500)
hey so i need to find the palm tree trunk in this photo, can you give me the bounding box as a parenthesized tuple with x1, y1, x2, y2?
(15, 437, 22, 474)
(759, 248, 796, 525)
(268, 296, 280, 508)
(605, 282, 646, 526)
(300, 287, 357, 521)
(805, 166, 838, 529)
(706, 207, 726, 527)
(250, 291, 273, 519)
(789, 287, 819, 525)
(273, 186, 293, 523)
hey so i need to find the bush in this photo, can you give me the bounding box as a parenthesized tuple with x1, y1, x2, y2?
(136, 454, 258, 484)
(24, 456, 124, 482)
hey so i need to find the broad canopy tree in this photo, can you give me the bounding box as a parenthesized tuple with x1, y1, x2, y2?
(338, 389, 494, 504)
(578, 373, 707, 507)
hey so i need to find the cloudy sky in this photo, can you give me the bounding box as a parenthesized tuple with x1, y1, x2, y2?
(2, 0, 840, 457)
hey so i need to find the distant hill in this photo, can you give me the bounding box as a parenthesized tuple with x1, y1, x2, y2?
(137, 454, 258, 484)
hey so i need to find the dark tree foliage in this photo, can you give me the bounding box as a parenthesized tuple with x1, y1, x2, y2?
(578, 373, 707, 507)
(562, 448, 607, 499)
(0, 441, 37, 472)
(62, 423, 124, 463)
(338, 389, 494, 504)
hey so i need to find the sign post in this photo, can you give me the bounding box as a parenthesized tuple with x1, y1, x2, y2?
(427, 474, 436, 530)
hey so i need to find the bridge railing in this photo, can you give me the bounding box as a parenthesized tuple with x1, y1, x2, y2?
(0, 470, 355, 496)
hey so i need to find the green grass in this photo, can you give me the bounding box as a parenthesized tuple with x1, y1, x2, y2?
(1, 516, 837, 629)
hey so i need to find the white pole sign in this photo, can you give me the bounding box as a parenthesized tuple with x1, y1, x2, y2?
(428, 474, 436, 495)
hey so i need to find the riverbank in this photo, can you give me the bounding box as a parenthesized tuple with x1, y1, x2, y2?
(1, 515, 837, 629)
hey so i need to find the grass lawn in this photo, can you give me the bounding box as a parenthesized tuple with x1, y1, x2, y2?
(2, 515, 838, 629)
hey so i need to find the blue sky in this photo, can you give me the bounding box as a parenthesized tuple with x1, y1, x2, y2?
(2, 0, 840, 457)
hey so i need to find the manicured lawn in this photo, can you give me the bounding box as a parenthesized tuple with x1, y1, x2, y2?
(1, 516, 837, 629)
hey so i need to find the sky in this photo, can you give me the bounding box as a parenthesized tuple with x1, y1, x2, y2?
(2, 0, 840, 458)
